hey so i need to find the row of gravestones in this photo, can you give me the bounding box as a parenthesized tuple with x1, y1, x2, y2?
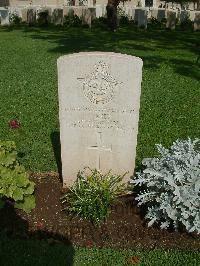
(0, 6, 200, 30)
(0, 6, 97, 27)
(123, 7, 200, 30)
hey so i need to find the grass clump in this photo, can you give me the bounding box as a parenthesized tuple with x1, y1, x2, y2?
(61, 168, 126, 225)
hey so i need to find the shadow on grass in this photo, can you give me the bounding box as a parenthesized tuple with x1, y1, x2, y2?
(16, 24, 200, 80)
(0, 201, 75, 266)
(51, 131, 62, 182)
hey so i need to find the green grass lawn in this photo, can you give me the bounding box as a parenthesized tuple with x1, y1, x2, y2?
(0, 24, 199, 173)
(0, 24, 200, 266)
(0, 235, 200, 266)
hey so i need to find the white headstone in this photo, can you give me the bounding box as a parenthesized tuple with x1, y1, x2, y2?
(96, 5, 103, 18)
(82, 7, 95, 27)
(102, 5, 107, 17)
(87, 0, 93, 7)
(27, 8, 36, 25)
(74, 6, 84, 18)
(21, 8, 28, 22)
(52, 8, 63, 25)
(75, 0, 79, 6)
(166, 10, 176, 29)
(0, 8, 9, 25)
(189, 11, 195, 21)
(151, 8, 158, 19)
(58, 52, 143, 187)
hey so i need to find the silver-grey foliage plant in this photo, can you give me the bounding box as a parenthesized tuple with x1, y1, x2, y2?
(132, 138, 200, 234)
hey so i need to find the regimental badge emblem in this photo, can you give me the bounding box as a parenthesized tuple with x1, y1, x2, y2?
(78, 61, 121, 105)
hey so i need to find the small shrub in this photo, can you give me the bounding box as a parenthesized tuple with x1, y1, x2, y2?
(180, 19, 193, 30)
(92, 17, 107, 28)
(9, 13, 22, 25)
(117, 7, 126, 18)
(131, 138, 200, 234)
(61, 168, 126, 225)
(63, 15, 82, 27)
(37, 10, 50, 26)
(150, 17, 161, 27)
(120, 15, 130, 25)
(117, 7, 130, 25)
(0, 141, 35, 213)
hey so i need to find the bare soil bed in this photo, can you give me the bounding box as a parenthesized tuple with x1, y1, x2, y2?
(0, 174, 199, 250)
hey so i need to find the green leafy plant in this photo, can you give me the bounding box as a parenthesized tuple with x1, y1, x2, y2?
(117, 7, 130, 25)
(150, 17, 162, 28)
(37, 10, 50, 26)
(63, 15, 82, 27)
(0, 140, 35, 213)
(61, 168, 126, 225)
(180, 18, 193, 31)
(92, 17, 107, 29)
(9, 13, 22, 25)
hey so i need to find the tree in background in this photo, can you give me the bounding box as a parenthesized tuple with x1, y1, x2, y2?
(106, 0, 121, 31)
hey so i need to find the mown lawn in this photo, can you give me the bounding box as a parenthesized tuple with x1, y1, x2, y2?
(0, 24, 199, 172)
(0, 235, 200, 266)
(0, 23, 200, 266)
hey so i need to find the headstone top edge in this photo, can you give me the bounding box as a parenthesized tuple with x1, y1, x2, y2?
(57, 52, 143, 66)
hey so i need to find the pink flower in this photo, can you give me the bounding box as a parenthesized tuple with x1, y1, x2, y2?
(36, 222, 44, 229)
(86, 240, 93, 248)
(133, 257, 139, 263)
(8, 119, 20, 129)
(127, 258, 132, 263)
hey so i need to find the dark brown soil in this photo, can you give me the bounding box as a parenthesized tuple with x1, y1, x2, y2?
(0, 174, 199, 250)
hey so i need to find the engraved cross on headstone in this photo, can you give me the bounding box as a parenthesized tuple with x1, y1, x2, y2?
(88, 131, 112, 170)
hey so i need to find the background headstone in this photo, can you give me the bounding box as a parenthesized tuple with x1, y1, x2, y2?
(96, 5, 103, 18)
(58, 52, 143, 187)
(52, 8, 63, 25)
(189, 11, 196, 22)
(21, 8, 27, 22)
(180, 10, 190, 23)
(157, 8, 166, 21)
(82, 7, 95, 27)
(137, 9, 147, 28)
(27, 8, 36, 26)
(166, 10, 176, 29)
(0, 8, 9, 25)
(151, 8, 158, 19)
(74, 6, 84, 18)
(194, 12, 200, 31)
(133, 8, 140, 22)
